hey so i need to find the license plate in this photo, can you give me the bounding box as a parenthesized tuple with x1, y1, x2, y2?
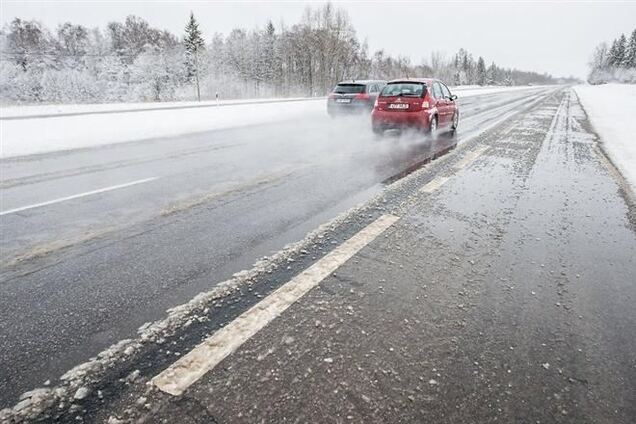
(388, 103, 409, 109)
(336, 98, 351, 103)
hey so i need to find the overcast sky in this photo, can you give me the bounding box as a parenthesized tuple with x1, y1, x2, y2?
(2, 1, 635, 78)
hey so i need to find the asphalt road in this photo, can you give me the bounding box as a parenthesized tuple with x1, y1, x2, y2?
(1, 87, 559, 407)
(127, 89, 632, 424)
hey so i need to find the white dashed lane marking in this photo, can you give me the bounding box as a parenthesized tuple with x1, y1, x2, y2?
(420, 176, 450, 193)
(453, 145, 489, 170)
(0, 177, 159, 216)
(420, 145, 489, 194)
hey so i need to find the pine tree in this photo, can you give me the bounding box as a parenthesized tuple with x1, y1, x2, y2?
(487, 61, 498, 85)
(262, 21, 276, 86)
(616, 34, 628, 67)
(460, 51, 470, 84)
(608, 35, 627, 68)
(476, 56, 487, 85)
(625, 29, 636, 68)
(607, 38, 619, 67)
(184, 12, 205, 101)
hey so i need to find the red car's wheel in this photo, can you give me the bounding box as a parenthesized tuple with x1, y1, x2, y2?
(429, 115, 438, 137)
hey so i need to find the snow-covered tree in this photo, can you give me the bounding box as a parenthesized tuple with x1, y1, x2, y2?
(587, 29, 636, 84)
(5, 18, 52, 71)
(184, 12, 205, 101)
(261, 21, 278, 89)
(476, 56, 487, 85)
(486, 62, 498, 85)
(0, 5, 569, 105)
(56, 23, 89, 69)
(588, 42, 610, 84)
(609, 34, 627, 67)
(625, 29, 636, 68)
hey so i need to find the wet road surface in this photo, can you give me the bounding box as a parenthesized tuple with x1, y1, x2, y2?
(0, 87, 557, 407)
(1, 88, 635, 422)
(66, 89, 635, 424)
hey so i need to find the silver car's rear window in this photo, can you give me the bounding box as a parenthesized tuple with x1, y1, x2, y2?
(334, 84, 366, 94)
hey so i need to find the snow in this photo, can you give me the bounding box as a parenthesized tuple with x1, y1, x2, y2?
(574, 83, 636, 190)
(73, 387, 90, 400)
(451, 85, 483, 90)
(0, 99, 324, 158)
(0, 86, 547, 158)
(0, 97, 318, 119)
(452, 85, 550, 97)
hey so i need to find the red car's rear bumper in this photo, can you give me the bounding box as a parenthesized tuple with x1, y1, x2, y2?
(371, 109, 431, 131)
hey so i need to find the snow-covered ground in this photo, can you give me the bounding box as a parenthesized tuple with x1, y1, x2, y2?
(0, 97, 319, 119)
(451, 85, 547, 96)
(0, 99, 326, 158)
(575, 83, 636, 191)
(0, 85, 547, 158)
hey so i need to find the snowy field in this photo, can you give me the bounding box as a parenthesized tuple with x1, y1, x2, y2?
(451, 85, 546, 96)
(0, 100, 325, 158)
(0, 97, 319, 119)
(0, 85, 546, 158)
(575, 83, 636, 191)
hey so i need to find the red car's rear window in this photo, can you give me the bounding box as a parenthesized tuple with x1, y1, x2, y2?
(380, 83, 426, 97)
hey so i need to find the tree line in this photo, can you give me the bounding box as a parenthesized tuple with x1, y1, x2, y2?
(1, 3, 570, 105)
(588, 28, 636, 84)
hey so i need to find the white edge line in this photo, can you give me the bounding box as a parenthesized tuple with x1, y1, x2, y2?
(0, 177, 159, 216)
(152, 213, 401, 396)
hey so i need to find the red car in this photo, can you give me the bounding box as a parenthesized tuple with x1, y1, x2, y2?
(371, 78, 459, 136)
